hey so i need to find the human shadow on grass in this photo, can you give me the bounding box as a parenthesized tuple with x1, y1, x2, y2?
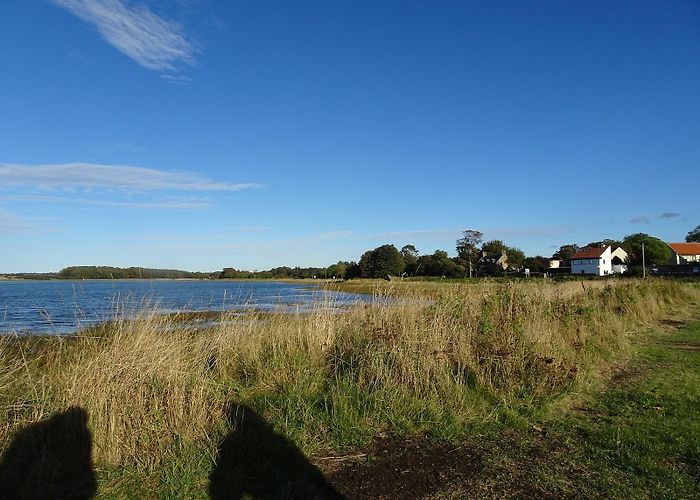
(0, 406, 97, 499)
(209, 404, 344, 499)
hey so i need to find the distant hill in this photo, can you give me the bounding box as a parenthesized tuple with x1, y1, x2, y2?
(0, 273, 58, 280)
(56, 266, 214, 280)
(3, 265, 335, 280)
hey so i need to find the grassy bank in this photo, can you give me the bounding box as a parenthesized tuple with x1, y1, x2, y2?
(402, 317, 700, 499)
(0, 279, 698, 497)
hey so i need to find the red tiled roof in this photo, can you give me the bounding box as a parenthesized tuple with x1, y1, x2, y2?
(668, 243, 700, 255)
(571, 246, 608, 259)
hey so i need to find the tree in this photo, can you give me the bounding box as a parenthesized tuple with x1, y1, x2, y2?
(345, 262, 361, 279)
(358, 251, 373, 277)
(326, 261, 348, 279)
(622, 233, 672, 266)
(401, 244, 419, 275)
(522, 256, 548, 273)
(506, 247, 525, 270)
(552, 244, 579, 263)
(686, 225, 700, 243)
(358, 244, 405, 278)
(456, 230, 483, 278)
(416, 250, 465, 278)
(586, 239, 623, 249)
(481, 240, 507, 256)
(219, 267, 240, 279)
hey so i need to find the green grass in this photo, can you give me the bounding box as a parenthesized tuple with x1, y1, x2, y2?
(560, 320, 700, 497)
(428, 319, 700, 499)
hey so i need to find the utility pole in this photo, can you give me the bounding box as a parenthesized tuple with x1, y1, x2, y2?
(642, 242, 646, 278)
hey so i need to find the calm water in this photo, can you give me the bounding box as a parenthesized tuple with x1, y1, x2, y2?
(0, 280, 369, 335)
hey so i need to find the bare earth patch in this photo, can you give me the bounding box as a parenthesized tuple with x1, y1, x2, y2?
(321, 430, 586, 499)
(665, 340, 700, 351)
(322, 436, 484, 499)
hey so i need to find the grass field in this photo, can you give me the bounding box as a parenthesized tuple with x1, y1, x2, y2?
(0, 278, 698, 498)
(409, 318, 700, 499)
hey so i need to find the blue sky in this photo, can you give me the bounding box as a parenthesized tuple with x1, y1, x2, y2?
(1, 0, 699, 272)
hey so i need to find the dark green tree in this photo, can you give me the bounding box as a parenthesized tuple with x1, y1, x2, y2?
(506, 247, 526, 270)
(344, 262, 361, 279)
(586, 239, 623, 249)
(552, 244, 579, 263)
(686, 225, 700, 243)
(622, 233, 672, 266)
(358, 244, 405, 278)
(416, 250, 465, 278)
(219, 268, 238, 279)
(358, 251, 373, 277)
(456, 229, 483, 277)
(326, 261, 349, 279)
(481, 240, 507, 255)
(400, 244, 419, 275)
(522, 256, 548, 272)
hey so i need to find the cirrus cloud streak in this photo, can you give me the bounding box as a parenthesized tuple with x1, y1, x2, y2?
(51, 0, 196, 73)
(0, 163, 261, 192)
(0, 193, 213, 210)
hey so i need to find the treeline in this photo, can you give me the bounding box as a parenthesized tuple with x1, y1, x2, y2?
(17, 225, 696, 281)
(0, 272, 58, 280)
(341, 231, 528, 279)
(312, 228, 695, 280)
(57, 266, 213, 280)
(219, 266, 333, 279)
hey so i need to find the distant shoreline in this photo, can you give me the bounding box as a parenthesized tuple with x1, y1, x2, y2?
(0, 277, 338, 283)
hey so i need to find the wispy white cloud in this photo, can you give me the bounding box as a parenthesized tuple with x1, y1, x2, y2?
(0, 163, 261, 192)
(659, 212, 680, 219)
(630, 216, 650, 224)
(0, 194, 212, 210)
(51, 0, 196, 73)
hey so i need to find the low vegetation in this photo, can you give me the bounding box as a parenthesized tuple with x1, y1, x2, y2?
(0, 279, 698, 497)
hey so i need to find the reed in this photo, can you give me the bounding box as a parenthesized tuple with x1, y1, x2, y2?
(0, 279, 697, 495)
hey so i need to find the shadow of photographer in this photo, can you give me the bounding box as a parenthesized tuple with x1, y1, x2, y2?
(0, 406, 97, 499)
(209, 404, 344, 499)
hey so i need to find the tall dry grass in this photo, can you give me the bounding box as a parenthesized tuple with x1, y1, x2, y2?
(0, 279, 697, 492)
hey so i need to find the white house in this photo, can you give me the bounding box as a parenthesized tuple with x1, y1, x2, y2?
(668, 243, 700, 265)
(570, 246, 628, 276)
(610, 247, 629, 274)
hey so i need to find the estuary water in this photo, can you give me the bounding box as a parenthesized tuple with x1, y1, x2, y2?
(0, 280, 369, 335)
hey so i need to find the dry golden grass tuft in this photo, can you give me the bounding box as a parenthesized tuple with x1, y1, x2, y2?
(0, 279, 697, 492)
